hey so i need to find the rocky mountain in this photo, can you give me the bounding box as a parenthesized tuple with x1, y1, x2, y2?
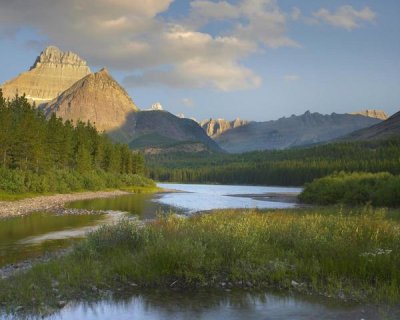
(200, 118, 249, 138)
(150, 102, 164, 111)
(349, 109, 388, 120)
(1, 46, 90, 104)
(108, 110, 222, 153)
(343, 111, 400, 141)
(40, 68, 139, 132)
(215, 111, 382, 153)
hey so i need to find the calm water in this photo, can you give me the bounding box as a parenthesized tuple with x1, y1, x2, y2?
(47, 290, 398, 320)
(0, 212, 107, 267)
(156, 183, 301, 212)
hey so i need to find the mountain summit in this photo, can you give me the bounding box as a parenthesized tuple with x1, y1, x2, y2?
(1, 46, 91, 103)
(41, 68, 139, 132)
(349, 109, 388, 120)
(200, 118, 249, 138)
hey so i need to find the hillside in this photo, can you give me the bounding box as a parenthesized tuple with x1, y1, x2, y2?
(109, 110, 222, 153)
(343, 111, 400, 141)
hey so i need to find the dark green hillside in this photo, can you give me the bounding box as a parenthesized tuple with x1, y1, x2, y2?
(109, 110, 222, 153)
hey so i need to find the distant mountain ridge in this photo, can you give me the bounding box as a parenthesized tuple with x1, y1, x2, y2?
(1, 46, 91, 104)
(214, 111, 382, 153)
(343, 111, 400, 141)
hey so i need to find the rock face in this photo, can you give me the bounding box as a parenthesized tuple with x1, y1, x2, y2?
(343, 111, 400, 141)
(215, 111, 382, 153)
(349, 109, 388, 120)
(41, 68, 139, 132)
(200, 118, 249, 138)
(1, 46, 91, 104)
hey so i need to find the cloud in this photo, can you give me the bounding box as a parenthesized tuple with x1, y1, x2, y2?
(182, 98, 194, 107)
(283, 75, 300, 82)
(0, 0, 272, 91)
(190, 0, 299, 48)
(124, 59, 261, 91)
(313, 6, 376, 30)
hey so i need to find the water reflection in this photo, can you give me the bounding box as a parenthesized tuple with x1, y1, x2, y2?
(49, 290, 398, 320)
(0, 213, 106, 267)
(155, 183, 302, 213)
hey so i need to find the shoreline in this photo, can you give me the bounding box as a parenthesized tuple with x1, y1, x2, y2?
(0, 190, 132, 219)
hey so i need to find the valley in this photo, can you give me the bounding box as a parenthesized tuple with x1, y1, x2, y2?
(0, 33, 399, 320)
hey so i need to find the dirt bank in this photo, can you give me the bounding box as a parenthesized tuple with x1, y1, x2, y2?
(0, 190, 131, 219)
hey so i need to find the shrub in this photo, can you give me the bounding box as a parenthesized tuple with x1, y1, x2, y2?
(299, 172, 400, 207)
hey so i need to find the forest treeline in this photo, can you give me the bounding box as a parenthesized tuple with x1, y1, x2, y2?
(147, 139, 400, 186)
(0, 91, 151, 194)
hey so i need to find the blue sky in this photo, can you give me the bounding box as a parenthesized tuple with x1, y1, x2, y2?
(0, 0, 399, 121)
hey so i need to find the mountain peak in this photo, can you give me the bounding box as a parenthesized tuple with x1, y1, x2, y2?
(30, 46, 89, 70)
(1, 46, 91, 103)
(349, 109, 388, 120)
(200, 118, 249, 138)
(41, 69, 139, 132)
(98, 67, 109, 75)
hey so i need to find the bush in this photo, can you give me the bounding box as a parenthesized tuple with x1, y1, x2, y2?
(299, 172, 400, 207)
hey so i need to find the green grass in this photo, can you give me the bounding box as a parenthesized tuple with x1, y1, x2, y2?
(1, 206, 399, 314)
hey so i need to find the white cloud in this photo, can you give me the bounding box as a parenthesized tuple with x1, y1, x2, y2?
(1, 1, 373, 91)
(313, 6, 376, 30)
(124, 59, 261, 91)
(0, 0, 269, 91)
(190, 0, 299, 48)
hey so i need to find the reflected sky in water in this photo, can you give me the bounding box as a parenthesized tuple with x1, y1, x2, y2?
(155, 183, 302, 213)
(48, 290, 397, 320)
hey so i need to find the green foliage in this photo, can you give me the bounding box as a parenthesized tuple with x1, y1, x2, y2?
(299, 172, 400, 207)
(0, 91, 148, 194)
(0, 167, 154, 196)
(1, 207, 400, 312)
(147, 139, 400, 186)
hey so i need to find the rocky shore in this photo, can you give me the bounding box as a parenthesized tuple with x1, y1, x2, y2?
(0, 190, 131, 219)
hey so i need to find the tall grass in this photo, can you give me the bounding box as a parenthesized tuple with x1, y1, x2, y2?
(1, 207, 399, 313)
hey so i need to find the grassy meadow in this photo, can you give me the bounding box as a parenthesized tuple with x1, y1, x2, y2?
(1, 206, 399, 313)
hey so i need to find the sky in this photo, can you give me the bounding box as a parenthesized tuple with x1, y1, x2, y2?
(0, 0, 399, 121)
